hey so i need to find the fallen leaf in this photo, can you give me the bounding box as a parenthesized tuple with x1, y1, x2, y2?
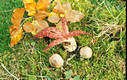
(23, 22, 35, 33)
(34, 11, 49, 20)
(11, 8, 25, 27)
(23, 0, 52, 16)
(23, 0, 34, 3)
(66, 10, 84, 23)
(36, 0, 52, 11)
(53, 0, 64, 14)
(23, 1, 36, 16)
(48, 13, 60, 23)
(52, 1, 84, 23)
(9, 27, 23, 47)
(9, 8, 24, 47)
(34, 19, 49, 33)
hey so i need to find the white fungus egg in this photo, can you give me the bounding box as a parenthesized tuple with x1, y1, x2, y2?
(49, 54, 64, 68)
(80, 46, 93, 59)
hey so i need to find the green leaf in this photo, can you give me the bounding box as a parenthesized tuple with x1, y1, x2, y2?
(31, 42, 36, 46)
(73, 75, 80, 80)
(64, 70, 73, 79)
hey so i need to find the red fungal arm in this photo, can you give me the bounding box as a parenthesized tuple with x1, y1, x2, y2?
(61, 17, 69, 35)
(68, 30, 94, 37)
(43, 38, 67, 51)
(36, 27, 64, 39)
(67, 30, 96, 43)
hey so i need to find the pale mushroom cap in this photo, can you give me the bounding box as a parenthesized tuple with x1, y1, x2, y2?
(80, 46, 92, 59)
(49, 54, 64, 68)
(63, 37, 77, 52)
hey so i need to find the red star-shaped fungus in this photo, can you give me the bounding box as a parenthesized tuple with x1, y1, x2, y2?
(35, 17, 95, 51)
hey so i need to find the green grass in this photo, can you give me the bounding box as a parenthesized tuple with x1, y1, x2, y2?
(0, 0, 126, 80)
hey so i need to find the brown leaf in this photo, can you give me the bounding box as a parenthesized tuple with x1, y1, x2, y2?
(52, 1, 84, 23)
(53, 0, 64, 14)
(48, 13, 60, 23)
(33, 20, 49, 33)
(23, 22, 35, 33)
(66, 10, 84, 23)
(63, 1, 72, 13)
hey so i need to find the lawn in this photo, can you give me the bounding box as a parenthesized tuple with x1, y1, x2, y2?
(0, 0, 126, 80)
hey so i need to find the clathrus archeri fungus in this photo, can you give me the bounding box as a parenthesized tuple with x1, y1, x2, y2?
(35, 18, 96, 51)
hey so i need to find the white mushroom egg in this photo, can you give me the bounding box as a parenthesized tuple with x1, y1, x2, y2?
(49, 54, 64, 68)
(80, 46, 92, 59)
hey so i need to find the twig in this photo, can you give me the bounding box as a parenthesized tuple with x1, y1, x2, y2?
(66, 54, 77, 65)
(1, 63, 19, 80)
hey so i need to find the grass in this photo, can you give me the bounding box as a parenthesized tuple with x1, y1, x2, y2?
(0, 0, 126, 80)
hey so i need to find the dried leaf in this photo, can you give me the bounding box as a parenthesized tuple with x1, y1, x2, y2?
(53, 0, 64, 14)
(23, 1, 36, 16)
(23, 0, 51, 16)
(9, 8, 24, 47)
(52, 1, 84, 23)
(36, 0, 51, 11)
(63, 1, 72, 13)
(34, 11, 49, 20)
(23, 22, 35, 32)
(11, 8, 25, 27)
(23, 0, 34, 3)
(33, 19, 49, 33)
(48, 13, 60, 23)
(66, 10, 84, 23)
(9, 27, 23, 47)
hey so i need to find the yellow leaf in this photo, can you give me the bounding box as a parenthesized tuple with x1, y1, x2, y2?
(34, 11, 49, 20)
(9, 27, 23, 47)
(11, 8, 25, 27)
(23, 0, 52, 16)
(23, 0, 34, 3)
(23, 2, 36, 16)
(9, 8, 24, 47)
(36, 0, 51, 11)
